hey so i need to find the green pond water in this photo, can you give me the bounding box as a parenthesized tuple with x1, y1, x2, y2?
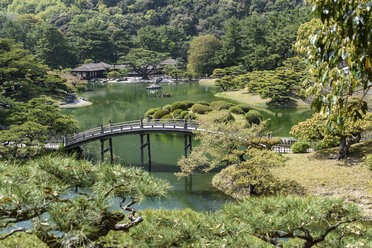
(63, 81, 310, 211)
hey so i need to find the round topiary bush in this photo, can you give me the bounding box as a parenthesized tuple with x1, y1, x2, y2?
(170, 101, 188, 112)
(180, 111, 189, 119)
(196, 101, 210, 106)
(191, 104, 213, 114)
(144, 107, 161, 118)
(161, 114, 173, 119)
(236, 104, 250, 113)
(185, 113, 196, 119)
(162, 104, 171, 111)
(210, 101, 234, 110)
(291, 142, 310, 153)
(153, 109, 170, 119)
(183, 101, 195, 108)
(245, 110, 262, 125)
(172, 109, 183, 116)
(229, 106, 244, 115)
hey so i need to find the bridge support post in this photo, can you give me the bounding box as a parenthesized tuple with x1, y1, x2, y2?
(184, 134, 192, 158)
(140, 133, 151, 171)
(100, 138, 114, 164)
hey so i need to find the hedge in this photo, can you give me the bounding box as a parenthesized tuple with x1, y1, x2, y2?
(229, 106, 244, 115)
(144, 107, 161, 118)
(180, 111, 189, 119)
(245, 110, 262, 125)
(161, 114, 173, 119)
(236, 104, 250, 113)
(153, 109, 170, 119)
(210, 101, 233, 110)
(170, 101, 188, 112)
(196, 101, 210, 106)
(183, 101, 195, 108)
(163, 104, 171, 111)
(291, 142, 310, 153)
(191, 104, 213, 114)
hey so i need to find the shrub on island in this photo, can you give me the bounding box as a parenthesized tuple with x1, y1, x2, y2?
(180, 111, 189, 119)
(170, 101, 188, 112)
(183, 101, 195, 108)
(236, 104, 250, 113)
(229, 106, 244, 115)
(196, 101, 210, 106)
(153, 109, 170, 119)
(161, 114, 173, 119)
(144, 107, 161, 118)
(245, 110, 262, 125)
(162, 104, 171, 111)
(210, 101, 234, 110)
(191, 104, 213, 114)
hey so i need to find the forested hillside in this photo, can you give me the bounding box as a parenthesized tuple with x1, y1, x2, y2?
(0, 0, 309, 72)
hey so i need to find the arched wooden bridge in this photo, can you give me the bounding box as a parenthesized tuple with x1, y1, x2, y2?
(63, 119, 198, 170)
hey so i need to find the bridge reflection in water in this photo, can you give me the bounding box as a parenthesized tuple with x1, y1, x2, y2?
(63, 119, 197, 171)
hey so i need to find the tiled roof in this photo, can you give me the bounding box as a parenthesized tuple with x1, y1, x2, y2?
(71, 62, 111, 72)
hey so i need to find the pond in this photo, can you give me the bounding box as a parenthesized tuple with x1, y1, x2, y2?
(63, 81, 310, 211)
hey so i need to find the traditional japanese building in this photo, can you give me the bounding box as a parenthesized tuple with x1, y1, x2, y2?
(70, 62, 111, 79)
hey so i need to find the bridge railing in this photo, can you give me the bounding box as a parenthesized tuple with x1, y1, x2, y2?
(65, 119, 198, 146)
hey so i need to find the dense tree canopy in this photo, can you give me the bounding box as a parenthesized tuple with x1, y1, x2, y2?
(0, 155, 169, 247)
(295, 0, 372, 158)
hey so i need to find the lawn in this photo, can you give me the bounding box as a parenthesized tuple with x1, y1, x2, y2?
(216, 89, 310, 108)
(272, 140, 372, 217)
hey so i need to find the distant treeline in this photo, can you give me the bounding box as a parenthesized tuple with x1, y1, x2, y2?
(0, 0, 309, 73)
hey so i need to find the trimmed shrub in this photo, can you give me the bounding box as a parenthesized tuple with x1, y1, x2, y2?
(153, 109, 170, 119)
(196, 101, 210, 106)
(144, 107, 161, 118)
(173, 109, 183, 116)
(236, 104, 250, 113)
(163, 104, 171, 111)
(76, 85, 86, 92)
(180, 111, 189, 119)
(291, 142, 310, 153)
(183, 101, 195, 108)
(245, 110, 262, 125)
(185, 113, 196, 119)
(362, 154, 372, 170)
(210, 101, 234, 110)
(161, 114, 173, 119)
(170, 101, 188, 112)
(191, 104, 213, 114)
(229, 106, 244, 115)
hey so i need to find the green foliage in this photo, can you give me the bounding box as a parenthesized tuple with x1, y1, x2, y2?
(313, 138, 340, 151)
(291, 141, 310, 153)
(187, 35, 222, 77)
(229, 106, 244, 115)
(162, 104, 171, 112)
(183, 101, 195, 108)
(210, 101, 233, 110)
(160, 114, 172, 120)
(191, 104, 212, 114)
(295, 0, 372, 158)
(119, 48, 168, 79)
(0, 155, 169, 247)
(180, 111, 189, 119)
(236, 104, 250, 113)
(153, 109, 170, 119)
(185, 113, 196, 120)
(107, 71, 121, 79)
(291, 113, 372, 157)
(76, 84, 86, 92)
(98, 196, 370, 248)
(144, 107, 161, 118)
(196, 101, 210, 106)
(170, 101, 188, 112)
(172, 109, 183, 117)
(245, 110, 262, 125)
(0, 97, 77, 160)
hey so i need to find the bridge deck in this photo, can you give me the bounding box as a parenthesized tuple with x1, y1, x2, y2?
(64, 119, 198, 149)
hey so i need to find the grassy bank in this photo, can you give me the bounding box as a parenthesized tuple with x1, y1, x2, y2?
(272, 140, 372, 217)
(216, 89, 310, 108)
